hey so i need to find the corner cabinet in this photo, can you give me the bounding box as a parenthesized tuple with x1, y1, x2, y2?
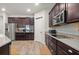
(45, 34, 79, 55)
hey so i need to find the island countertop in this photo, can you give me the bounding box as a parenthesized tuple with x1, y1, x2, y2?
(0, 35, 11, 47)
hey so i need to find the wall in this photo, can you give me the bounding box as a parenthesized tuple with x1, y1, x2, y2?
(50, 22, 79, 36)
(0, 12, 8, 35)
(0, 16, 3, 34)
(34, 9, 50, 44)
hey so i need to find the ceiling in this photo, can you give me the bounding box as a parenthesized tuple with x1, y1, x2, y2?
(0, 3, 54, 16)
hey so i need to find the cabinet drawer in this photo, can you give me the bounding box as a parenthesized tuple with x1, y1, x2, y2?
(57, 40, 79, 55)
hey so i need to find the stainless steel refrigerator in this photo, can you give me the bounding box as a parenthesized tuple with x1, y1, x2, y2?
(5, 23, 16, 41)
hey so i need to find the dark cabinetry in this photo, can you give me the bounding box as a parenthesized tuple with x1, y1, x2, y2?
(8, 17, 34, 25)
(59, 3, 66, 12)
(49, 3, 66, 27)
(66, 3, 79, 23)
(15, 32, 34, 40)
(45, 34, 79, 55)
(57, 40, 79, 55)
(45, 34, 56, 54)
(0, 43, 11, 55)
(49, 3, 79, 26)
(15, 32, 26, 40)
(57, 46, 68, 55)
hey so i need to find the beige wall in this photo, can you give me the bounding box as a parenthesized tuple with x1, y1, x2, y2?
(49, 22, 79, 36)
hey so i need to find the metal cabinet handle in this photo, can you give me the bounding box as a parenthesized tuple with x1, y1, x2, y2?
(68, 49, 73, 53)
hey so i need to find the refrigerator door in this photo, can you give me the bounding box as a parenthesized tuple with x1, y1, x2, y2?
(8, 23, 16, 40)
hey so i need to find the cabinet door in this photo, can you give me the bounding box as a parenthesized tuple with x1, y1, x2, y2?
(49, 13, 52, 27)
(46, 35, 56, 55)
(54, 3, 61, 16)
(15, 33, 26, 40)
(25, 33, 30, 40)
(8, 17, 16, 23)
(66, 3, 79, 23)
(57, 46, 68, 55)
(29, 33, 34, 40)
(57, 40, 79, 55)
(59, 3, 65, 12)
(29, 18, 34, 25)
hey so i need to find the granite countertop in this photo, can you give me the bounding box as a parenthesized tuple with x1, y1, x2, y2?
(46, 33, 79, 51)
(0, 35, 11, 47)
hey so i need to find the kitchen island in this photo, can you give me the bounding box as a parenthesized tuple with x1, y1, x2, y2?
(0, 35, 11, 55)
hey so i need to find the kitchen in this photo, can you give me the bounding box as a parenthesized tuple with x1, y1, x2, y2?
(0, 3, 79, 55)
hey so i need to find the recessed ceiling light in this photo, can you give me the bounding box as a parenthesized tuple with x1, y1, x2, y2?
(27, 9, 31, 12)
(35, 3, 39, 6)
(1, 8, 6, 12)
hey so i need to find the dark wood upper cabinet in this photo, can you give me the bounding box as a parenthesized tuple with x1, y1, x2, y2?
(53, 3, 65, 16)
(49, 3, 79, 26)
(59, 3, 66, 12)
(49, 3, 66, 27)
(29, 18, 34, 25)
(8, 17, 34, 25)
(66, 3, 79, 23)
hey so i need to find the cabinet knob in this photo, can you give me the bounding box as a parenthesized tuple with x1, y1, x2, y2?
(68, 49, 73, 53)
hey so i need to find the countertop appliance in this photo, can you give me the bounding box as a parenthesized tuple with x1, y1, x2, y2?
(49, 30, 57, 37)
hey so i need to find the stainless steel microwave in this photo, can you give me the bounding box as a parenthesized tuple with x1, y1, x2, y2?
(52, 10, 65, 25)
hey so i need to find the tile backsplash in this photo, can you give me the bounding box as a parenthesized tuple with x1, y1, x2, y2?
(50, 22, 79, 36)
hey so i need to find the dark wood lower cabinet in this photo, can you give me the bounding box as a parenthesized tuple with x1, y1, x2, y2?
(45, 34, 56, 55)
(45, 34, 79, 55)
(57, 46, 68, 55)
(57, 40, 79, 55)
(15, 32, 34, 40)
(0, 42, 11, 55)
